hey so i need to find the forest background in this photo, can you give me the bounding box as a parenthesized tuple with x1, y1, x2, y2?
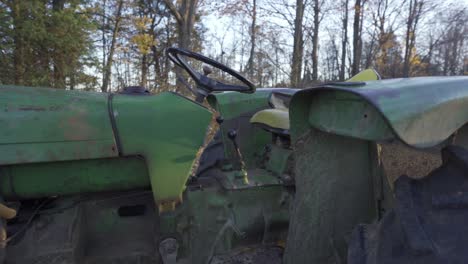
(0, 0, 466, 92)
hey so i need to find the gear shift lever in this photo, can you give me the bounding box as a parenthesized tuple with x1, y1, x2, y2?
(227, 129, 249, 184)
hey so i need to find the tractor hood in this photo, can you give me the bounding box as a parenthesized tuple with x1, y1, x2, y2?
(0, 85, 214, 210)
(0, 85, 118, 164)
(290, 76, 468, 148)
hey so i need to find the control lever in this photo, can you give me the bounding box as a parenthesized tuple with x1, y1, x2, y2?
(176, 76, 196, 95)
(227, 129, 249, 184)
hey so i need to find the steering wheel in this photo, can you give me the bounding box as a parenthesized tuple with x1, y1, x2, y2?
(167, 47, 255, 101)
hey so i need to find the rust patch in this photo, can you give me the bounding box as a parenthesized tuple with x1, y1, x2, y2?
(61, 112, 93, 141)
(157, 194, 183, 213)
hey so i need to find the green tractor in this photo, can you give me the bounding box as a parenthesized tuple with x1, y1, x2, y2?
(0, 48, 296, 264)
(1, 47, 467, 264)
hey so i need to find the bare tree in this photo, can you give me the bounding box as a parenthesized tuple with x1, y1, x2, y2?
(439, 9, 467, 75)
(324, 35, 340, 80)
(102, 0, 124, 92)
(339, 0, 349, 80)
(351, 0, 365, 75)
(291, 0, 305, 86)
(245, 0, 257, 79)
(311, 0, 321, 80)
(8, 0, 25, 85)
(369, 0, 404, 77)
(162, 0, 199, 49)
(161, 0, 200, 90)
(402, 0, 424, 77)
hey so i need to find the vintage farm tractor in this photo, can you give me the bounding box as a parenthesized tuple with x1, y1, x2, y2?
(0, 47, 467, 264)
(0, 48, 297, 264)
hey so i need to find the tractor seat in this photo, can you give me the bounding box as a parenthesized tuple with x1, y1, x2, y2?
(250, 90, 296, 135)
(250, 108, 290, 135)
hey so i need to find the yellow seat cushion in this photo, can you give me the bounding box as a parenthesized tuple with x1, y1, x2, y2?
(347, 69, 380, 82)
(250, 109, 290, 130)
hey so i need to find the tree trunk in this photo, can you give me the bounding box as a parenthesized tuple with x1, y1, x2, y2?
(52, 0, 66, 88)
(101, 0, 124, 93)
(162, 0, 199, 90)
(162, 0, 198, 49)
(340, 0, 349, 80)
(426, 36, 434, 74)
(12, 0, 24, 85)
(351, 0, 362, 75)
(70, 71, 76, 90)
(141, 54, 147, 87)
(312, 0, 320, 81)
(246, 0, 257, 79)
(153, 48, 161, 90)
(403, 0, 423, 77)
(291, 0, 305, 87)
(178, 0, 189, 49)
(102, 0, 107, 88)
(403, 0, 414, 77)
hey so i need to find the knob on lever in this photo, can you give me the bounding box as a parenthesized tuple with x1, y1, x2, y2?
(216, 116, 224, 124)
(227, 129, 249, 184)
(202, 65, 213, 76)
(227, 129, 237, 141)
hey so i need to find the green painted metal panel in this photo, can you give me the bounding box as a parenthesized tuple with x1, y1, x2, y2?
(0, 85, 117, 165)
(265, 145, 293, 177)
(180, 186, 290, 263)
(308, 91, 393, 141)
(285, 76, 468, 264)
(112, 92, 213, 205)
(284, 129, 378, 264)
(208, 89, 289, 168)
(0, 157, 150, 199)
(207, 89, 273, 120)
(293, 76, 468, 148)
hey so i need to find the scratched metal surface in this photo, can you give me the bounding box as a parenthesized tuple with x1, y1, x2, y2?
(0, 85, 117, 165)
(292, 76, 468, 148)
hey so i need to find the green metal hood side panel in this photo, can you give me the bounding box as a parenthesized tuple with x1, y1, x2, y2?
(290, 76, 468, 148)
(207, 88, 299, 119)
(0, 85, 117, 165)
(207, 89, 274, 120)
(112, 92, 213, 205)
(0, 157, 150, 199)
(207, 88, 297, 167)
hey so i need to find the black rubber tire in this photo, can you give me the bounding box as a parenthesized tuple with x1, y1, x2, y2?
(348, 145, 468, 264)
